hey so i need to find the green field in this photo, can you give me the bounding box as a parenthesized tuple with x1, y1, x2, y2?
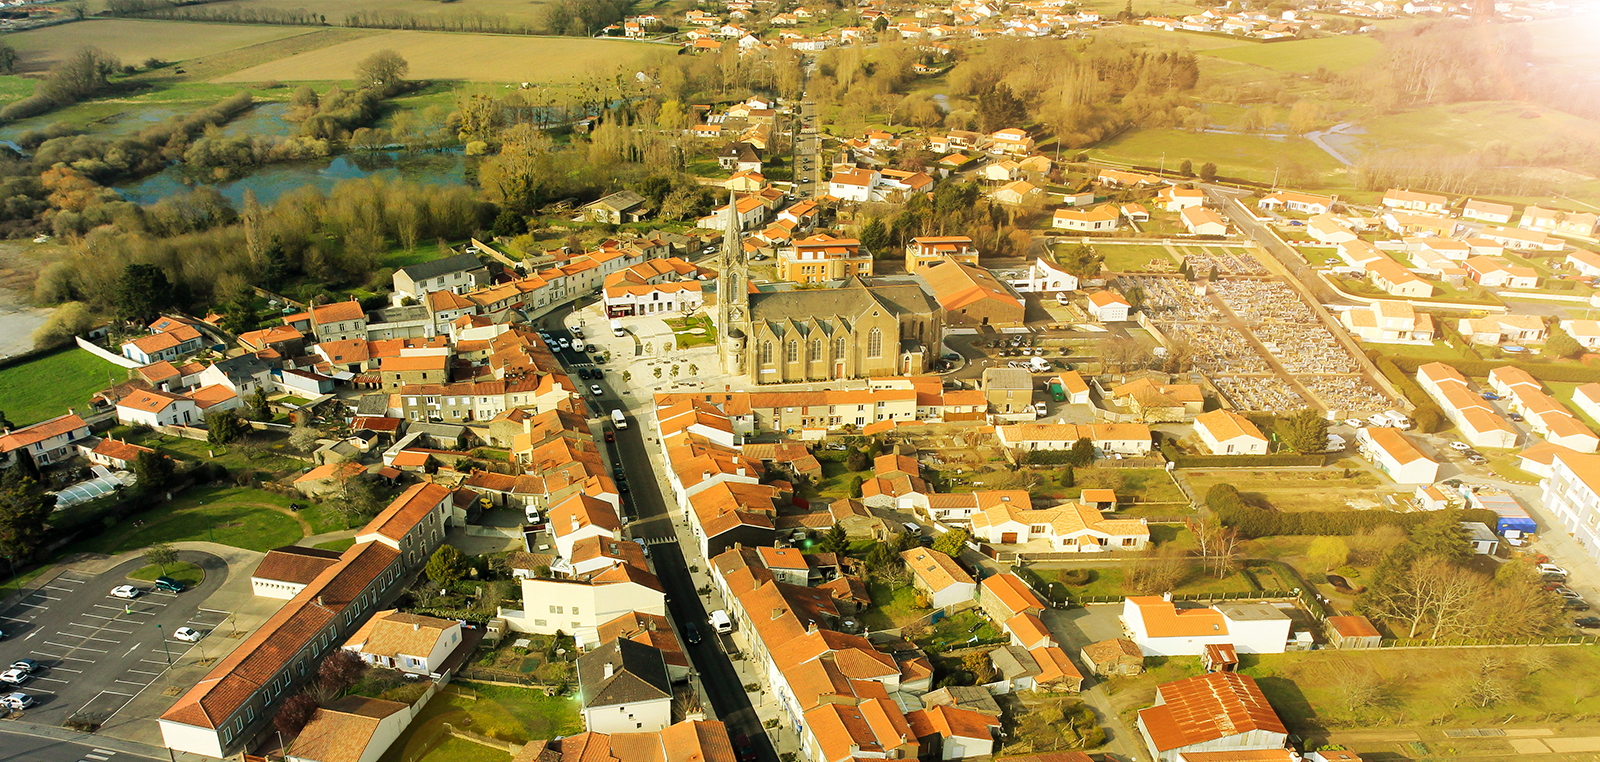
(0, 348, 126, 427)
(379, 682, 581, 762)
(1088, 128, 1344, 186)
(1355, 101, 1600, 158)
(129, 560, 205, 587)
(1202, 35, 1382, 74)
(67, 486, 306, 555)
(1097, 243, 1179, 273)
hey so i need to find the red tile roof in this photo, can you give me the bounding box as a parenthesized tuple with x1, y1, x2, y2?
(359, 482, 451, 541)
(1137, 672, 1286, 752)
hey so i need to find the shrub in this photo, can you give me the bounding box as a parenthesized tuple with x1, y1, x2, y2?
(1214, 504, 1498, 539)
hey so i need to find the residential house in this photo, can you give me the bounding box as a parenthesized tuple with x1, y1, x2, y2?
(1180, 207, 1227, 236)
(1052, 204, 1121, 232)
(1367, 257, 1435, 298)
(1382, 188, 1448, 214)
(1458, 315, 1548, 346)
(341, 610, 462, 676)
(1356, 427, 1439, 484)
(1080, 638, 1144, 677)
(391, 253, 490, 302)
(988, 127, 1034, 155)
(970, 501, 1150, 552)
(582, 191, 649, 224)
(79, 437, 154, 470)
(577, 638, 673, 733)
(284, 696, 411, 762)
(1567, 249, 1600, 278)
(121, 323, 205, 364)
(1462, 198, 1514, 224)
(982, 366, 1035, 420)
(501, 567, 667, 647)
(1086, 290, 1131, 322)
(250, 546, 343, 600)
(922, 259, 1025, 328)
(1340, 301, 1436, 344)
(0, 413, 91, 468)
(992, 180, 1042, 206)
(778, 234, 872, 284)
(1156, 186, 1204, 212)
(978, 574, 1045, 625)
(906, 236, 979, 271)
(904, 705, 1000, 760)
(995, 422, 1154, 456)
(902, 547, 976, 609)
(1193, 409, 1268, 455)
(1466, 256, 1540, 289)
(1258, 191, 1332, 215)
(115, 389, 201, 427)
(1541, 450, 1600, 564)
(1564, 319, 1600, 349)
(1122, 597, 1291, 656)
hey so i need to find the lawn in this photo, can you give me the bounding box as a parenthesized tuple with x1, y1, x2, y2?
(66, 486, 306, 555)
(1087, 128, 1343, 186)
(3, 19, 313, 74)
(0, 348, 127, 427)
(665, 313, 718, 349)
(217, 31, 672, 84)
(1240, 647, 1600, 731)
(379, 681, 581, 762)
(812, 460, 867, 500)
(1184, 469, 1403, 512)
(861, 579, 929, 630)
(137, 0, 560, 25)
(914, 609, 1002, 653)
(129, 429, 308, 474)
(1097, 244, 1179, 273)
(1356, 101, 1600, 161)
(314, 538, 357, 552)
(1031, 565, 1255, 602)
(129, 561, 205, 587)
(1367, 340, 1477, 364)
(1201, 35, 1382, 74)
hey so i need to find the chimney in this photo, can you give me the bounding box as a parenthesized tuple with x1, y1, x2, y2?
(413, 622, 420, 631)
(603, 662, 614, 679)
(1162, 592, 1172, 602)
(806, 620, 818, 634)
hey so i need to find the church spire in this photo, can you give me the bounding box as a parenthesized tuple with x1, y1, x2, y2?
(718, 189, 749, 375)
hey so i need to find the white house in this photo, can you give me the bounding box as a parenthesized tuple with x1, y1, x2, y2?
(1156, 186, 1204, 212)
(603, 281, 703, 318)
(1180, 206, 1228, 236)
(996, 423, 1153, 456)
(1259, 191, 1332, 215)
(1357, 426, 1439, 484)
(341, 610, 462, 676)
(121, 323, 204, 365)
(1340, 301, 1435, 344)
(1562, 319, 1600, 349)
(1462, 198, 1514, 225)
(1542, 450, 1600, 564)
(549, 492, 623, 560)
(1575, 383, 1600, 423)
(1566, 249, 1600, 278)
(501, 568, 666, 647)
(115, 389, 201, 428)
(902, 547, 976, 609)
(1193, 410, 1267, 456)
(1086, 291, 1131, 321)
(578, 638, 674, 734)
(1015, 257, 1078, 293)
(1137, 672, 1289, 762)
(1052, 204, 1121, 232)
(828, 167, 879, 202)
(0, 413, 91, 469)
(286, 696, 412, 762)
(970, 501, 1149, 552)
(1121, 596, 1291, 657)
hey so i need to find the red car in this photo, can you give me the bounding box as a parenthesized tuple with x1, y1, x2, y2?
(605, 430, 616, 442)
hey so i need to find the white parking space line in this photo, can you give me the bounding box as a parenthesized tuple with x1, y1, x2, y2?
(126, 668, 161, 676)
(85, 754, 111, 761)
(44, 641, 106, 653)
(139, 659, 168, 666)
(54, 576, 86, 584)
(51, 667, 83, 673)
(48, 655, 95, 663)
(28, 594, 60, 601)
(42, 585, 75, 592)
(140, 599, 169, 607)
(113, 679, 148, 687)
(64, 621, 133, 634)
(36, 676, 69, 684)
(55, 633, 122, 645)
(12, 602, 48, 609)
(100, 689, 134, 697)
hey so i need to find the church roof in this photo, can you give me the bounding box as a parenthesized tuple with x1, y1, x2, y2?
(748, 278, 937, 325)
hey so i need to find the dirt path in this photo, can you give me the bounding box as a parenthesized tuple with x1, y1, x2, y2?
(258, 502, 314, 537)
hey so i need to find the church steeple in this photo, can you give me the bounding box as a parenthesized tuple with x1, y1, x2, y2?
(718, 190, 748, 375)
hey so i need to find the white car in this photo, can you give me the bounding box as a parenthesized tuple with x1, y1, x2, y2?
(633, 538, 650, 558)
(0, 668, 29, 686)
(173, 627, 202, 643)
(1448, 441, 1471, 451)
(1539, 563, 1569, 577)
(590, 384, 603, 396)
(1, 692, 32, 710)
(1343, 418, 1364, 428)
(109, 585, 140, 599)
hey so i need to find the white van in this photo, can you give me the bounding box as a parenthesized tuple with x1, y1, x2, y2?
(1027, 356, 1051, 373)
(611, 318, 626, 337)
(571, 339, 585, 353)
(1367, 413, 1393, 428)
(710, 609, 733, 634)
(610, 409, 628, 429)
(1383, 410, 1413, 430)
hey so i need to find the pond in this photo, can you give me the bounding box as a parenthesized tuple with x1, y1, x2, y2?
(113, 147, 469, 206)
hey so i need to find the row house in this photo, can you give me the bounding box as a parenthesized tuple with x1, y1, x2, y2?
(122, 320, 205, 365)
(1416, 362, 1519, 449)
(396, 373, 575, 422)
(970, 500, 1150, 551)
(1488, 367, 1598, 452)
(995, 422, 1153, 456)
(1457, 314, 1547, 346)
(1339, 300, 1436, 344)
(1520, 205, 1599, 237)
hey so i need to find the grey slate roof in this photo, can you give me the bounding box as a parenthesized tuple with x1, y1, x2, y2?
(585, 190, 647, 213)
(989, 645, 1042, 681)
(397, 253, 486, 282)
(577, 638, 671, 708)
(209, 353, 273, 385)
(748, 278, 937, 324)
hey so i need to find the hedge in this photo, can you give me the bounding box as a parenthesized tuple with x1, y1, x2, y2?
(1385, 355, 1600, 385)
(1212, 500, 1499, 539)
(1370, 354, 1448, 433)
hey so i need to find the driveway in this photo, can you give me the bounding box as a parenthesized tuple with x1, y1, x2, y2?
(0, 551, 230, 729)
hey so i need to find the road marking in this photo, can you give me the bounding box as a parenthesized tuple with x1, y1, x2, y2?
(139, 599, 168, 607)
(126, 668, 161, 676)
(65, 620, 132, 633)
(99, 689, 134, 697)
(52, 667, 82, 673)
(28, 593, 60, 601)
(12, 602, 48, 609)
(93, 749, 118, 756)
(54, 576, 86, 583)
(57, 632, 123, 645)
(42, 585, 75, 592)
(139, 659, 169, 666)
(45, 641, 105, 653)
(45, 655, 94, 663)
(114, 679, 148, 687)
(23, 632, 36, 641)
(36, 676, 69, 684)
(124, 643, 140, 657)
(85, 754, 111, 761)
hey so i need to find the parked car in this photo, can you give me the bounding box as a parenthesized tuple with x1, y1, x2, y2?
(153, 576, 185, 593)
(604, 430, 615, 443)
(9, 660, 38, 675)
(683, 622, 702, 645)
(1448, 441, 1471, 451)
(1466, 455, 1488, 466)
(1509, 412, 1525, 422)
(734, 734, 758, 762)
(1556, 587, 1584, 600)
(1343, 418, 1365, 428)
(1575, 617, 1600, 629)
(1567, 599, 1591, 612)
(173, 627, 202, 643)
(1, 692, 32, 710)
(109, 585, 140, 599)
(1481, 392, 1500, 401)
(0, 668, 30, 686)
(1539, 563, 1569, 577)
(590, 384, 603, 396)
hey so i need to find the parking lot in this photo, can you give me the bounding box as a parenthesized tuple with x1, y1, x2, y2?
(0, 552, 231, 727)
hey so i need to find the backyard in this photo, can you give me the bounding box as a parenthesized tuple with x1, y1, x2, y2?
(0, 348, 126, 427)
(377, 680, 582, 762)
(123, 427, 309, 474)
(1184, 467, 1404, 512)
(1024, 562, 1284, 604)
(861, 579, 928, 630)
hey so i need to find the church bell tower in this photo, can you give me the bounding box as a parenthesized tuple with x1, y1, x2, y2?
(718, 190, 748, 376)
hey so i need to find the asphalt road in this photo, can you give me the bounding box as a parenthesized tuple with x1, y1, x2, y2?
(0, 729, 159, 762)
(548, 338, 775, 761)
(0, 552, 232, 729)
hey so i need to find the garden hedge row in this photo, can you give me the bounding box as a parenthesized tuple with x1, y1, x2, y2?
(1158, 438, 1324, 468)
(1212, 501, 1499, 539)
(1385, 355, 1600, 385)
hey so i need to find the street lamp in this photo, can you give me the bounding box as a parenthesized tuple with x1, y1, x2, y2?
(155, 624, 173, 666)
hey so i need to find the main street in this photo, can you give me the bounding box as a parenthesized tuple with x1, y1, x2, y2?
(0, 728, 160, 762)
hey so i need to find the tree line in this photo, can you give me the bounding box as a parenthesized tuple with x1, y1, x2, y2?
(110, 0, 630, 37)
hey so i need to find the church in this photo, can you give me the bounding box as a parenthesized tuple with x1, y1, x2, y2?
(716, 196, 944, 383)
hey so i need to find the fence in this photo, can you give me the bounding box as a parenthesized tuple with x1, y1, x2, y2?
(1072, 590, 1296, 605)
(154, 423, 210, 441)
(454, 667, 562, 691)
(74, 335, 143, 369)
(1377, 635, 1600, 649)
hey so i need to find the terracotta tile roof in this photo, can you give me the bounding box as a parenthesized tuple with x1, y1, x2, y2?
(981, 574, 1045, 616)
(1029, 645, 1082, 685)
(1081, 637, 1143, 666)
(1195, 409, 1267, 444)
(516, 720, 735, 762)
(901, 547, 973, 592)
(251, 546, 345, 586)
(116, 389, 189, 414)
(598, 611, 685, 668)
(287, 695, 409, 762)
(1327, 615, 1380, 639)
(1137, 672, 1285, 752)
(906, 704, 1001, 743)
(343, 609, 456, 661)
(294, 461, 367, 485)
(89, 438, 152, 463)
(1005, 612, 1054, 647)
(359, 482, 451, 541)
(311, 300, 366, 324)
(1126, 596, 1228, 638)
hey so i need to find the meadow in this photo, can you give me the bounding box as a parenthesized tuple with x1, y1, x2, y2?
(1201, 34, 1382, 74)
(0, 348, 125, 427)
(1352, 100, 1600, 157)
(1086, 127, 1345, 185)
(104, 0, 560, 25)
(3, 19, 314, 74)
(216, 31, 673, 84)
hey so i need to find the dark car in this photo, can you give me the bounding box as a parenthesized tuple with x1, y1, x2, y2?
(683, 622, 701, 645)
(1566, 599, 1590, 611)
(733, 734, 758, 762)
(604, 430, 616, 443)
(1576, 617, 1600, 629)
(154, 576, 186, 593)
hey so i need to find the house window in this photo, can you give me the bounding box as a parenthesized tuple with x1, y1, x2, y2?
(868, 328, 882, 358)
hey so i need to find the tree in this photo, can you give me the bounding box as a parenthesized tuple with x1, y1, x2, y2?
(848, 475, 864, 498)
(207, 410, 245, 446)
(144, 542, 178, 575)
(1123, 545, 1192, 595)
(273, 693, 319, 736)
(426, 544, 469, 584)
(818, 524, 848, 553)
(845, 447, 869, 472)
(1058, 243, 1103, 279)
(1179, 159, 1193, 177)
(1330, 660, 1384, 714)
(931, 528, 969, 558)
(1407, 513, 1470, 561)
(353, 50, 409, 92)
(0, 467, 56, 561)
(133, 450, 174, 492)
(653, 367, 662, 380)
(976, 82, 1027, 133)
(29, 301, 96, 349)
(1199, 162, 1218, 182)
(1544, 326, 1582, 359)
(319, 648, 367, 694)
(115, 263, 174, 324)
(248, 389, 271, 421)
(962, 652, 996, 683)
(858, 216, 891, 256)
(0, 43, 16, 75)
(1124, 285, 1145, 312)
(1281, 408, 1329, 453)
(1059, 466, 1074, 488)
(1307, 536, 1349, 571)
(865, 541, 895, 571)
(1205, 483, 1243, 511)
(1068, 437, 1094, 467)
(289, 427, 322, 453)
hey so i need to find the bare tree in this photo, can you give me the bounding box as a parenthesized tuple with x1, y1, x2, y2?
(1124, 545, 1192, 595)
(1329, 660, 1384, 714)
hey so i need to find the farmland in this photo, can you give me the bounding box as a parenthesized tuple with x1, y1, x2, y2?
(1087, 127, 1345, 185)
(1201, 35, 1383, 74)
(216, 31, 673, 84)
(105, 0, 560, 25)
(2, 19, 314, 74)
